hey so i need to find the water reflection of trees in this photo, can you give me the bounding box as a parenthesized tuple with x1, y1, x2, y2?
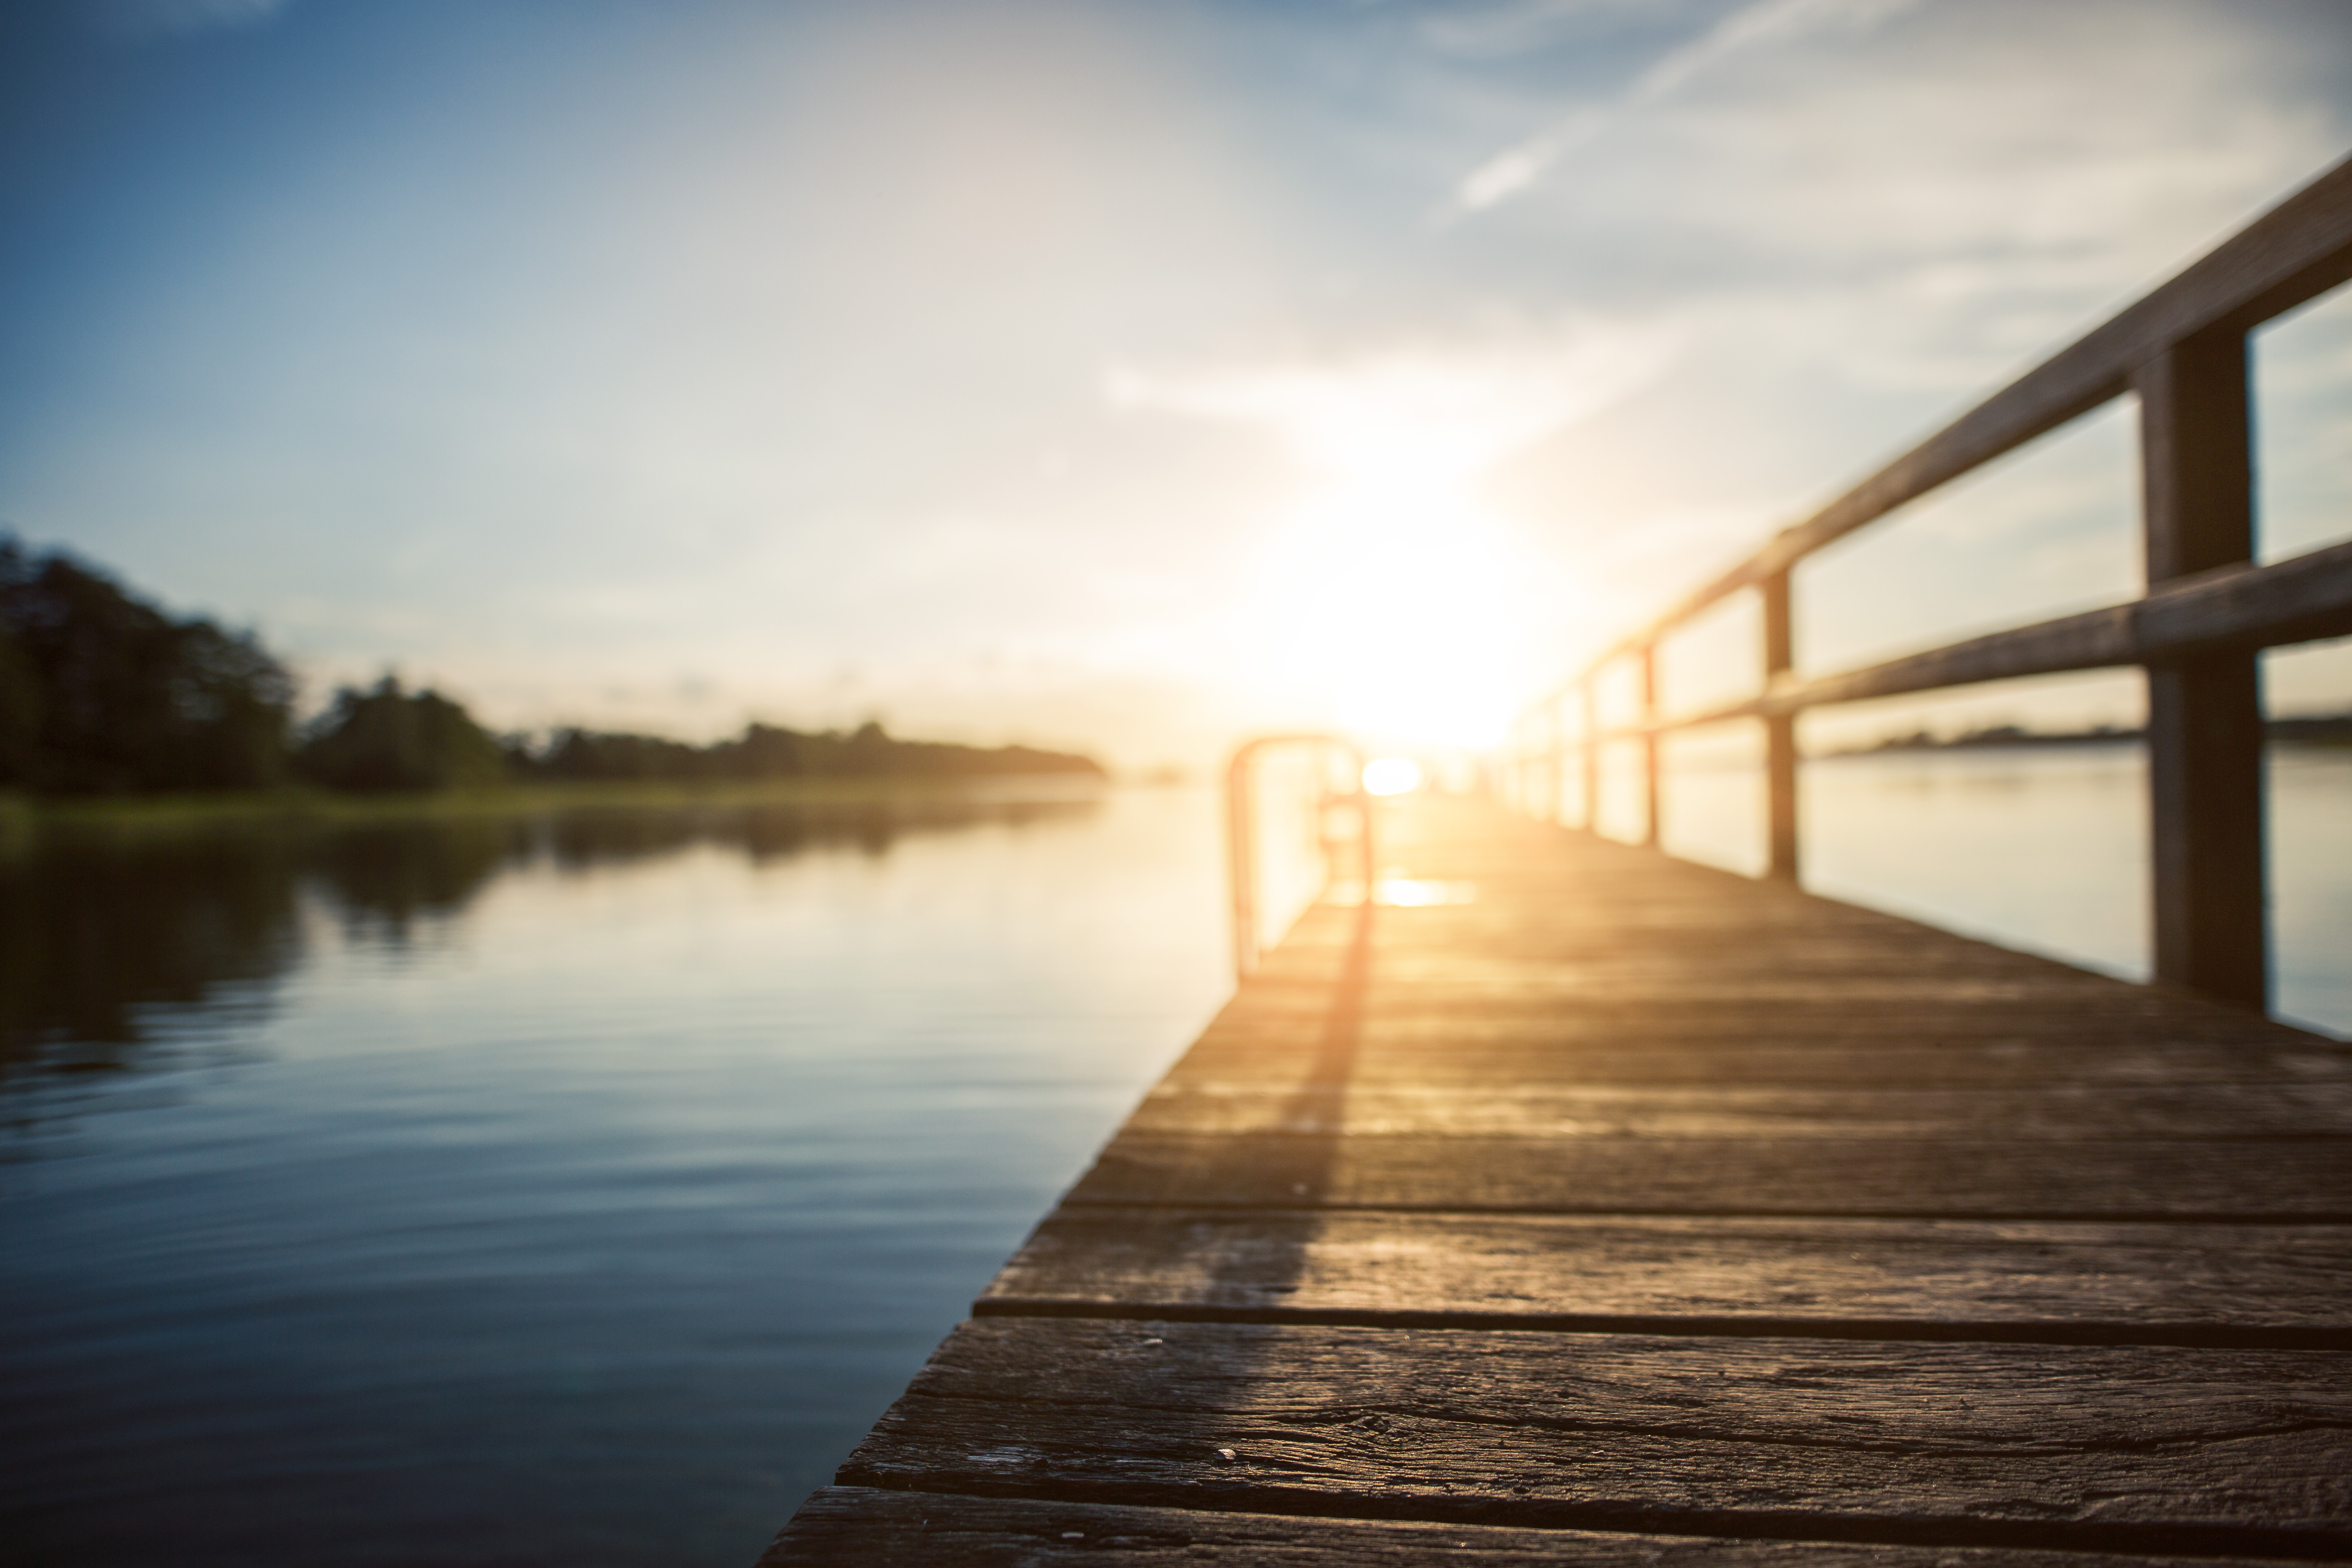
(315, 819, 523, 943)
(0, 797, 1098, 1094)
(0, 834, 303, 1079)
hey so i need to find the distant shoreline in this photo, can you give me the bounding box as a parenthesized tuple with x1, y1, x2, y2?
(0, 773, 1114, 851)
(1834, 715, 2352, 756)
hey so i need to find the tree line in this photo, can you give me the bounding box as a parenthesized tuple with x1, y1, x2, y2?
(0, 536, 1103, 796)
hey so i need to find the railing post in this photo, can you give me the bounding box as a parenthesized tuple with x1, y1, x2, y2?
(1227, 735, 1373, 980)
(1638, 645, 1660, 848)
(2135, 327, 2266, 1008)
(1762, 570, 1800, 881)
(1545, 695, 1565, 824)
(1226, 746, 1259, 977)
(1581, 677, 1600, 833)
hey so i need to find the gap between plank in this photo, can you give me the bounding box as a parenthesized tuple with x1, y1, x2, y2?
(1055, 1198, 2352, 1225)
(830, 1475, 2352, 1563)
(970, 1297, 2352, 1351)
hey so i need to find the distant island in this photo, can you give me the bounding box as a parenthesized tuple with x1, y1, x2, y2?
(0, 535, 1103, 799)
(1842, 716, 2352, 754)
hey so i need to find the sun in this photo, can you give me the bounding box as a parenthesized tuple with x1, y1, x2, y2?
(1116, 339, 1635, 748)
(1236, 377, 1567, 748)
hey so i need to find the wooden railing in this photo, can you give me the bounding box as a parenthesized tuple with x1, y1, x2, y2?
(1506, 153, 2352, 1011)
(1225, 735, 1371, 979)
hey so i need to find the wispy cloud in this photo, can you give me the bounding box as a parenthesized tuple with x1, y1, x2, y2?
(1104, 321, 1683, 484)
(96, 0, 296, 42)
(1419, 0, 1641, 60)
(1448, 0, 1922, 216)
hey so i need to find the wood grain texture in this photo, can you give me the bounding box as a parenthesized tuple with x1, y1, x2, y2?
(979, 1210, 2352, 1343)
(1067, 1131, 2352, 1220)
(766, 793, 2352, 1561)
(766, 1488, 2302, 1567)
(838, 1318, 2352, 1556)
(1174, 1033, 2351, 1089)
(1123, 1081, 2352, 1139)
(1197, 989, 2308, 1031)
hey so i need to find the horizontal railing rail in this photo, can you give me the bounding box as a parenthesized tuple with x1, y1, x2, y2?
(1593, 537, 2352, 736)
(1508, 151, 2352, 1013)
(1579, 155, 2352, 669)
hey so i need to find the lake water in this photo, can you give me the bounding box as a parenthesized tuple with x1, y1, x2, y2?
(3, 755, 2347, 1568)
(1657, 742, 2352, 1037)
(2, 788, 1230, 1568)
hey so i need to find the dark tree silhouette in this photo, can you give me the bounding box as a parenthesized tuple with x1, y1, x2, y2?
(0, 535, 1107, 798)
(296, 677, 507, 793)
(509, 717, 1105, 782)
(0, 537, 294, 793)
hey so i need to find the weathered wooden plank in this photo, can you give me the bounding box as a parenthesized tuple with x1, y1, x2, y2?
(1364, 957, 2139, 991)
(1255, 887, 2047, 943)
(980, 1210, 2352, 1343)
(1123, 1081, 2352, 1139)
(1314, 932, 2049, 966)
(1207, 960, 2310, 1018)
(771, 791, 2352, 1559)
(1212, 979, 2200, 1020)
(1169, 1038, 2352, 1090)
(1193, 967, 2337, 1042)
(1247, 904, 2115, 952)
(767, 1488, 2301, 1566)
(1189, 996, 2340, 1047)
(1068, 1131, 2352, 1219)
(1223, 980, 2236, 1016)
(1255, 911, 2218, 989)
(1273, 944, 2036, 977)
(839, 1319, 2352, 1555)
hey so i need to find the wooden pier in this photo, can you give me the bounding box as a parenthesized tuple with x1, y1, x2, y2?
(762, 154, 2352, 1566)
(766, 791, 2352, 1564)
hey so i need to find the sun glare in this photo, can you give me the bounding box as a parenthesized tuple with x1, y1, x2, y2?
(1115, 337, 1653, 752)
(1362, 757, 1422, 795)
(1174, 351, 1619, 751)
(1244, 439, 1557, 746)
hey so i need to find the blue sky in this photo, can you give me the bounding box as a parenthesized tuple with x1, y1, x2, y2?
(3, 0, 2349, 764)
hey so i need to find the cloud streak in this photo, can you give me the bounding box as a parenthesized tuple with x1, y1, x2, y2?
(96, 0, 296, 42)
(1449, 0, 1923, 216)
(1104, 321, 1684, 486)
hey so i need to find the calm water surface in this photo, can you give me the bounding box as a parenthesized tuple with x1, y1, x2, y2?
(5, 755, 2348, 1567)
(1662, 741, 2352, 1036)
(2, 788, 1229, 1568)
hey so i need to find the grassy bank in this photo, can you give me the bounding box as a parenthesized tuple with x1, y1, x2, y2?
(0, 773, 1110, 852)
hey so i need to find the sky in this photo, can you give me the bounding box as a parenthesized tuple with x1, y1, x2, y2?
(2, 0, 2349, 767)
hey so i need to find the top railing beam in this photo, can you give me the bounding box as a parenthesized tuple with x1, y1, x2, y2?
(1593, 153, 2352, 669)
